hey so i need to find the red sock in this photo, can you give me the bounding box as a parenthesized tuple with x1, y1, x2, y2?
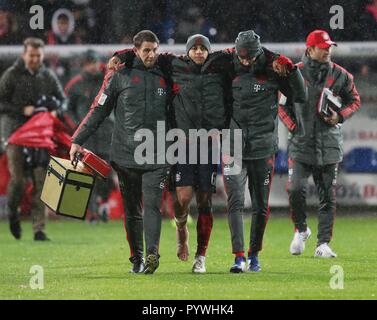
(196, 212, 213, 256)
(248, 249, 258, 257)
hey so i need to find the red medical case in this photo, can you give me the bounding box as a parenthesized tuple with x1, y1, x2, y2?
(74, 149, 111, 179)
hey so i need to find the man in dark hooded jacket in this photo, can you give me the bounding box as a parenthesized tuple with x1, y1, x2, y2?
(65, 49, 114, 222)
(279, 30, 360, 258)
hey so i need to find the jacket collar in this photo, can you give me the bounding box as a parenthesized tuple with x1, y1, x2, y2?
(302, 54, 332, 86)
(14, 58, 45, 75)
(302, 54, 331, 69)
(182, 56, 204, 73)
(183, 53, 223, 73)
(132, 56, 160, 72)
(233, 49, 266, 74)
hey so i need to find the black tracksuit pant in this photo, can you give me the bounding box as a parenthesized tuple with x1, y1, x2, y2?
(115, 165, 170, 260)
(223, 156, 274, 255)
(286, 159, 338, 245)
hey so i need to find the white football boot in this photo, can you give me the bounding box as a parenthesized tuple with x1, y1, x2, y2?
(290, 227, 312, 255)
(314, 243, 337, 258)
(192, 255, 206, 273)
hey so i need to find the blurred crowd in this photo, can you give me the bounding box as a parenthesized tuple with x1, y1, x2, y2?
(1, 0, 377, 46)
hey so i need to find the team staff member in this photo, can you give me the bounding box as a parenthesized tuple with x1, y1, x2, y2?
(70, 30, 171, 274)
(110, 35, 293, 273)
(279, 30, 360, 258)
(65, 49, 114, 222)
(0, 37, 67, 241)
(222, 30, 306, 272)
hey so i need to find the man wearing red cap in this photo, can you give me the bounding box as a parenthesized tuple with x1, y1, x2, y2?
(279, 30, 361, 258)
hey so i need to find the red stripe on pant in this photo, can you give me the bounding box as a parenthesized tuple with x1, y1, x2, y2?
(329, 164, 338, 242)
(286, 157, 297, 231)
(196, 211, 213, 257)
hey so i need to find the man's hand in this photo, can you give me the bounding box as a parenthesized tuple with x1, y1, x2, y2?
(272, 55, 294, 77)
(323, 107, 340, 126)
(107, 56, 124, 71)
(69, 143, 84, 162)
(223, 47, 236, 54)
(23, 105, 35, 116)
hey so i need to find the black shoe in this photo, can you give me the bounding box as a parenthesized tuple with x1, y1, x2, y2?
(9, 219, 21, 240)
(129, 256, 145, 273)
(144, 254, 160, 274)
(34, 231, 50, 241)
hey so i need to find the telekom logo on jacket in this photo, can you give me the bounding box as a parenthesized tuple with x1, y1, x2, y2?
(157, 88, 166, 96)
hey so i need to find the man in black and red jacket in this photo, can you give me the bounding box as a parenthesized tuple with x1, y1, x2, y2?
(65, 49, 114, 222)
(279, 30, 361, 258)
(221, 30, 306, 273)
(70, 30, 171, 275)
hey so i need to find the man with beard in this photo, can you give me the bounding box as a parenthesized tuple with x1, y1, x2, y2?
(222, 30, 306, 273)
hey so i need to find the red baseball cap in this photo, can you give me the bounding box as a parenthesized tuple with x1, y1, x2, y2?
(306, 30, 337, 49)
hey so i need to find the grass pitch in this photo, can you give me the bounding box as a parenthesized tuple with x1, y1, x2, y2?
(0, 214, 376, 300)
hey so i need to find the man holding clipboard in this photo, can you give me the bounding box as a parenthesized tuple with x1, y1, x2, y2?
(279, 30, 361, 258)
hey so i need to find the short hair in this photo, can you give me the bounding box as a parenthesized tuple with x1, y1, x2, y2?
(57, 14, 69, 22)
(305, 46, 315, 56)
(23, 37, 45, 52)
(133, 30, 159, 48)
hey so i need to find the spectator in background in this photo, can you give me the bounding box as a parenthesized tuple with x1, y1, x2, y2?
(0, 5, 21, 44)
(354, 63, 377, 118)
(175, 6, 216, 43)
(23, 0, 73, 39)
(65, 49, 113, 222)
(120, 34, 133, 44)
(47, 8, 81, 44)
(71, 0, 98, 43)
(366, 0, 377, 22)
(360, 0, 377, 40)
(141, 0, 168, 43)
